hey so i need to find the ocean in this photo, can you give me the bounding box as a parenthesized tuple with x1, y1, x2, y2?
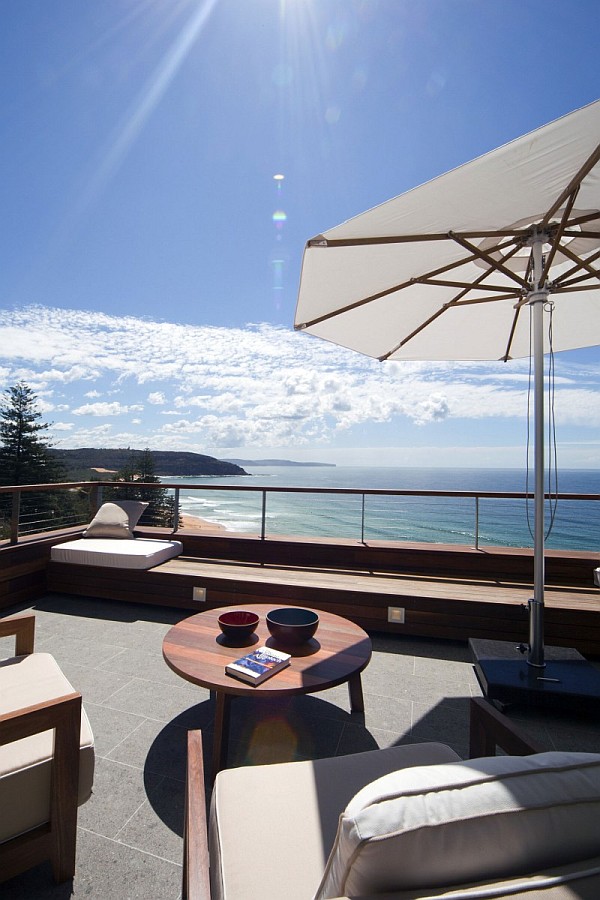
(163, 466, 600, 552)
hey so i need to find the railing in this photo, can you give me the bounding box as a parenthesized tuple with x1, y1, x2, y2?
(1, 480, 599, 551)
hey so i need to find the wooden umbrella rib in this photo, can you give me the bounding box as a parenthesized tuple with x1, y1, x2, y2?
(418, 277, 520, 293)
(503, 305, 523, 362)
(449, 232, 529, 289)
(541, 141, 600, 226)
(298, 240, 483, 330)
(314, 227, 548, 249)
(555, 245, 600, 287)
(551, 282, 600, 294)
(453, 292, 521, 305)
(540, 188, 578, 284)
(298, 233, 527, 330)
(378, 241, 523, 360)
(552, 240, 600, 282)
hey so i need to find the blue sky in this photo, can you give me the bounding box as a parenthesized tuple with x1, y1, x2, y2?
(1, 0, 599, 467)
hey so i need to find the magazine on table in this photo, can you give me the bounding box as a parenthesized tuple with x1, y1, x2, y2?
(225, 645, 291, 685)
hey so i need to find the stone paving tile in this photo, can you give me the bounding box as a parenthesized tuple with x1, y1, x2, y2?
(79, 757, 164, 840)
(59, 659, 135, 705)
(361, 691, 413, 734)
(83, 700, 148, 758)
(35, 631, 127, 669)
(106, 716, 200, 783)
(390, 671, 475, 706)
(368, 646, 416, 675)
(99, 674, 208, 723)
(411, 695, 472, 748)
(413, 653, 480, 685)
(72, 828, 182, 899)
(97, 643, 190, 688)
(115, 775, 186, 867)
(376, 633, 473, 663)
(335, 721, 399, 755)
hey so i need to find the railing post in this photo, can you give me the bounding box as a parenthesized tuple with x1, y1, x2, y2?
(475, 496, 480, 550)
(173, 488, 180, 533)
(90, 484, 101, 519)
(361, 493, 366, 544)
(10, 489, 20, 544)
(261, 490, 267, 540)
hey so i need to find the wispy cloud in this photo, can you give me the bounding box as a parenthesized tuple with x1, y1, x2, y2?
(0, 305, 599, 456)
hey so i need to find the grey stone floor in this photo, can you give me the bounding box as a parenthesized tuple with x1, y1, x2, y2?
(2, 593, 600, 899)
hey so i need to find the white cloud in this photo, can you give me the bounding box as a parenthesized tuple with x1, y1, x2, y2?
(0, 305, 598, 461)
(72, 401, 134, 416)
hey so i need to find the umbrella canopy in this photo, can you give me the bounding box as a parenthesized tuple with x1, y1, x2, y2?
(295, 100, 600, 667)
(295, 100, 600, 360)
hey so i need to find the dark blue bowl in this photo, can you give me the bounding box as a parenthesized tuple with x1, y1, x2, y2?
(266, 607, 319, 646)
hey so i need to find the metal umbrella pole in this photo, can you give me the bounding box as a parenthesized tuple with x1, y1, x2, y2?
(526, 230, 550, 668)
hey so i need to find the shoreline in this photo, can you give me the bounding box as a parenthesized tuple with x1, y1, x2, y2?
(179, 513, 227, 533)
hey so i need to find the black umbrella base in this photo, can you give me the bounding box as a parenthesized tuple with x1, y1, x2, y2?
(469, 639, 600, 715)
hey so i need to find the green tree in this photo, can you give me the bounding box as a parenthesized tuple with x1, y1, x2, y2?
(109, 448, 178, 528)
(0, 383, 64, 485)
(0, 383, 85, 536)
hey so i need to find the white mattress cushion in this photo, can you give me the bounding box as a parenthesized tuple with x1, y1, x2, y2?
(51, 538, 183, 569)
(315, 751, 600, 899)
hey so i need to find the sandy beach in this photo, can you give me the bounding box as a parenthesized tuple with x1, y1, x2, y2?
(179, 513, 226, 533)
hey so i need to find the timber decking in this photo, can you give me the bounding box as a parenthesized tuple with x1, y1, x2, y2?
(3, 526, 598, 653)
(46, 552, 600, 655)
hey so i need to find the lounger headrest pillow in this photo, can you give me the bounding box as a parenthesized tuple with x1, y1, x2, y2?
(83, 501, 148, 539)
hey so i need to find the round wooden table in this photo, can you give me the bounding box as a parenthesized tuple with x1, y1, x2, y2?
(163, 604, 372, 775)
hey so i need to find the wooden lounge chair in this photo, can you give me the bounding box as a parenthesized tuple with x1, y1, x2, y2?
(184, 697, 600, 899)
(0, 614, 95, 885)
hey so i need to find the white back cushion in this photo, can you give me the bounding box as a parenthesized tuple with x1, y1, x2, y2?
(314, 752, 600, 899)
(83, 500, 148, 539)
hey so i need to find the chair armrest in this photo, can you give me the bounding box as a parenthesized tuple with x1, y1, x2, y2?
(0, 613, 35, 656)
(184, 730, 211, 900)
(469, 696, 544, 758)
(0, 691, 82, 880)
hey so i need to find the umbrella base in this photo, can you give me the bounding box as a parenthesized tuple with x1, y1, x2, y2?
(469, 639, 600, 714)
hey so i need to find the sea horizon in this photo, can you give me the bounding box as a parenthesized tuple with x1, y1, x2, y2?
(161, 465, 600, 552)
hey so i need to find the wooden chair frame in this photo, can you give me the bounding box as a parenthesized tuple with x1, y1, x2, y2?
(183, 696, 543, 900)
(0, 614, 82, 884)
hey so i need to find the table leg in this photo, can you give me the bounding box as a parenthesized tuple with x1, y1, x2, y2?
(212, 691, 231, 777)
(348, 672, 365, 713)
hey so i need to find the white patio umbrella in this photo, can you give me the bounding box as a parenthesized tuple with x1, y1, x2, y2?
(295, 99, 600, 672)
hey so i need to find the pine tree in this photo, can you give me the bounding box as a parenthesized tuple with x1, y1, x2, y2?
(110, 448, 178, 527)
(0, 383, 63, 485)
(0, 383, 77, 536)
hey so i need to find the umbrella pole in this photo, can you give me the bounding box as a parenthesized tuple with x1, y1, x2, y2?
(527, 233, 549, 668)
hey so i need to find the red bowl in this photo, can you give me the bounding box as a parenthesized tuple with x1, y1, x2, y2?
(218, 610, 259, 640)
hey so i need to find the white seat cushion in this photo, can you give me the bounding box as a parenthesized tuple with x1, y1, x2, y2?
(209, 741, 460, 900)
(0, 652, 95, 843)
(314, 752, 600, 899)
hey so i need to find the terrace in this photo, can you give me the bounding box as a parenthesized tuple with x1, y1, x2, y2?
(1, 482, 600, 896)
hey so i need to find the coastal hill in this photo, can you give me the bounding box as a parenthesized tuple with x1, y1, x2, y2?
(51, 448, 247, 478)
